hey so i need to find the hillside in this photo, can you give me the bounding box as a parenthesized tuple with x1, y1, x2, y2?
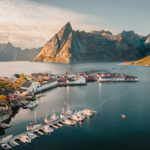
(120, 55, 150, 66)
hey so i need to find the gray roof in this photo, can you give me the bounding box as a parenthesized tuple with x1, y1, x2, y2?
(22, 81, 32, 88)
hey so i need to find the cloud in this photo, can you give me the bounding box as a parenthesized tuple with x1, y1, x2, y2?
(0, 0, 117, 48)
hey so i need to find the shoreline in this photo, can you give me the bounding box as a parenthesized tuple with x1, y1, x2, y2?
(0, 72, 138, 124)
(119, 62, 150, 67)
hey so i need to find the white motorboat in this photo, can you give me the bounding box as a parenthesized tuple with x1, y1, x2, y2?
(19, 135, 31, 144)
(43, 126, 54, 134)
(25, 101, 38, 109)
(27, 132, 38, 140)
(0, 135, 13, 144)
(44, 113, 59, 124)
(1, 143, 12, 150)
(11, 140, 19, 146)
(71, 111, 85, 122)
(63, 119, 75, 126)
(81, 109, 97, 117)
(26, 110, 41, 131)
(26, 123, 41, 131)
(8, 140, 19, 147)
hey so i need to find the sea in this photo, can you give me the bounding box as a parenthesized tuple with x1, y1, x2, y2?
(0, 61, 150, 150)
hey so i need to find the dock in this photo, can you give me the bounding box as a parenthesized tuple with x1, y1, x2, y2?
(51, 124, 59, 129)
(34, 130, 44, 136)
(56, 122, 63, 128)
(0, 109, 96, 149)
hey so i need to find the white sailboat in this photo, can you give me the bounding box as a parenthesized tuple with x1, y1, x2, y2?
(71, 111, 85, 122)
(60, 104, 72, 119)
(44, 113, 59, 124)
(26, 111, 41, 131)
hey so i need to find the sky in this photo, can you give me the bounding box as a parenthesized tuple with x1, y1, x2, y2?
(0, 0, 150, 48)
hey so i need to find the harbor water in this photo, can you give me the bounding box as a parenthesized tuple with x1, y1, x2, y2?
(0, 61, 150, 150)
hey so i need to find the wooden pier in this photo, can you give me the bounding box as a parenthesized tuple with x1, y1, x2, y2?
(0, 110, 96, 149)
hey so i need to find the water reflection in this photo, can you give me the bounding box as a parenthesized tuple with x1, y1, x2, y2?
(98, 83, 102, 95)
(66, 86, 70, 98)
(0, 62, 150, 150)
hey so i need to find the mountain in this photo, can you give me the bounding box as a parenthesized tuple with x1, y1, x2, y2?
(145, 35, 150, 44)
(119, 30, 146, 48)
(34, 22, 150, 63)
(120, 55, 150, 66)
(0, 42, 41, 61)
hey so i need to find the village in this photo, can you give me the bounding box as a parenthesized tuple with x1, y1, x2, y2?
(0, 71, 138, 124)
(0, 71, 139, 149)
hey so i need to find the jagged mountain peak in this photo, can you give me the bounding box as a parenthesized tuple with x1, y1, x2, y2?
(34, 22, 74, 63)
(7, 42, 13, 46)
(120, 30, 138, 37)
(57, 22, 72, 41)
(119, 30, 145, 48)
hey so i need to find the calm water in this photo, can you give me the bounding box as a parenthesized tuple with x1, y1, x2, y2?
(0, 61, 150, 150)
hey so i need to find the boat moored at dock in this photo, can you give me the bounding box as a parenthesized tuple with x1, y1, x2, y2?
(0, 135, 13, 144)
(81, 109, 97, 117)
(62, 119, 76, 126)
(60, 105, 72, 119)
(71, 111, 85, 122)
(26, 123, 41, 131)
(19, 134, 31, 144)
(44, 113, 59, 124)
(0, 107, 97, 149)
(43, 126, 54, 134)
(1, 143, 12, 150)
(8, 140, 19, 147)
(26, 132, 38, 140)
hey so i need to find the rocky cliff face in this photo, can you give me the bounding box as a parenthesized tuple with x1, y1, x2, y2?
(0, 43, 41, 61)
(145, 35, 150, 44)
(34, 22, 150, 63)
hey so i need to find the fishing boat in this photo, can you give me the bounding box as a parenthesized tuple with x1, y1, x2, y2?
(71, 111, 85, 122)
(44, 113, 59, 124)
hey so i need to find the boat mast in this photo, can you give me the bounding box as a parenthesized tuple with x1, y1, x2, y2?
(34, 110, 36, 123)
(67, 103, 70, 112)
